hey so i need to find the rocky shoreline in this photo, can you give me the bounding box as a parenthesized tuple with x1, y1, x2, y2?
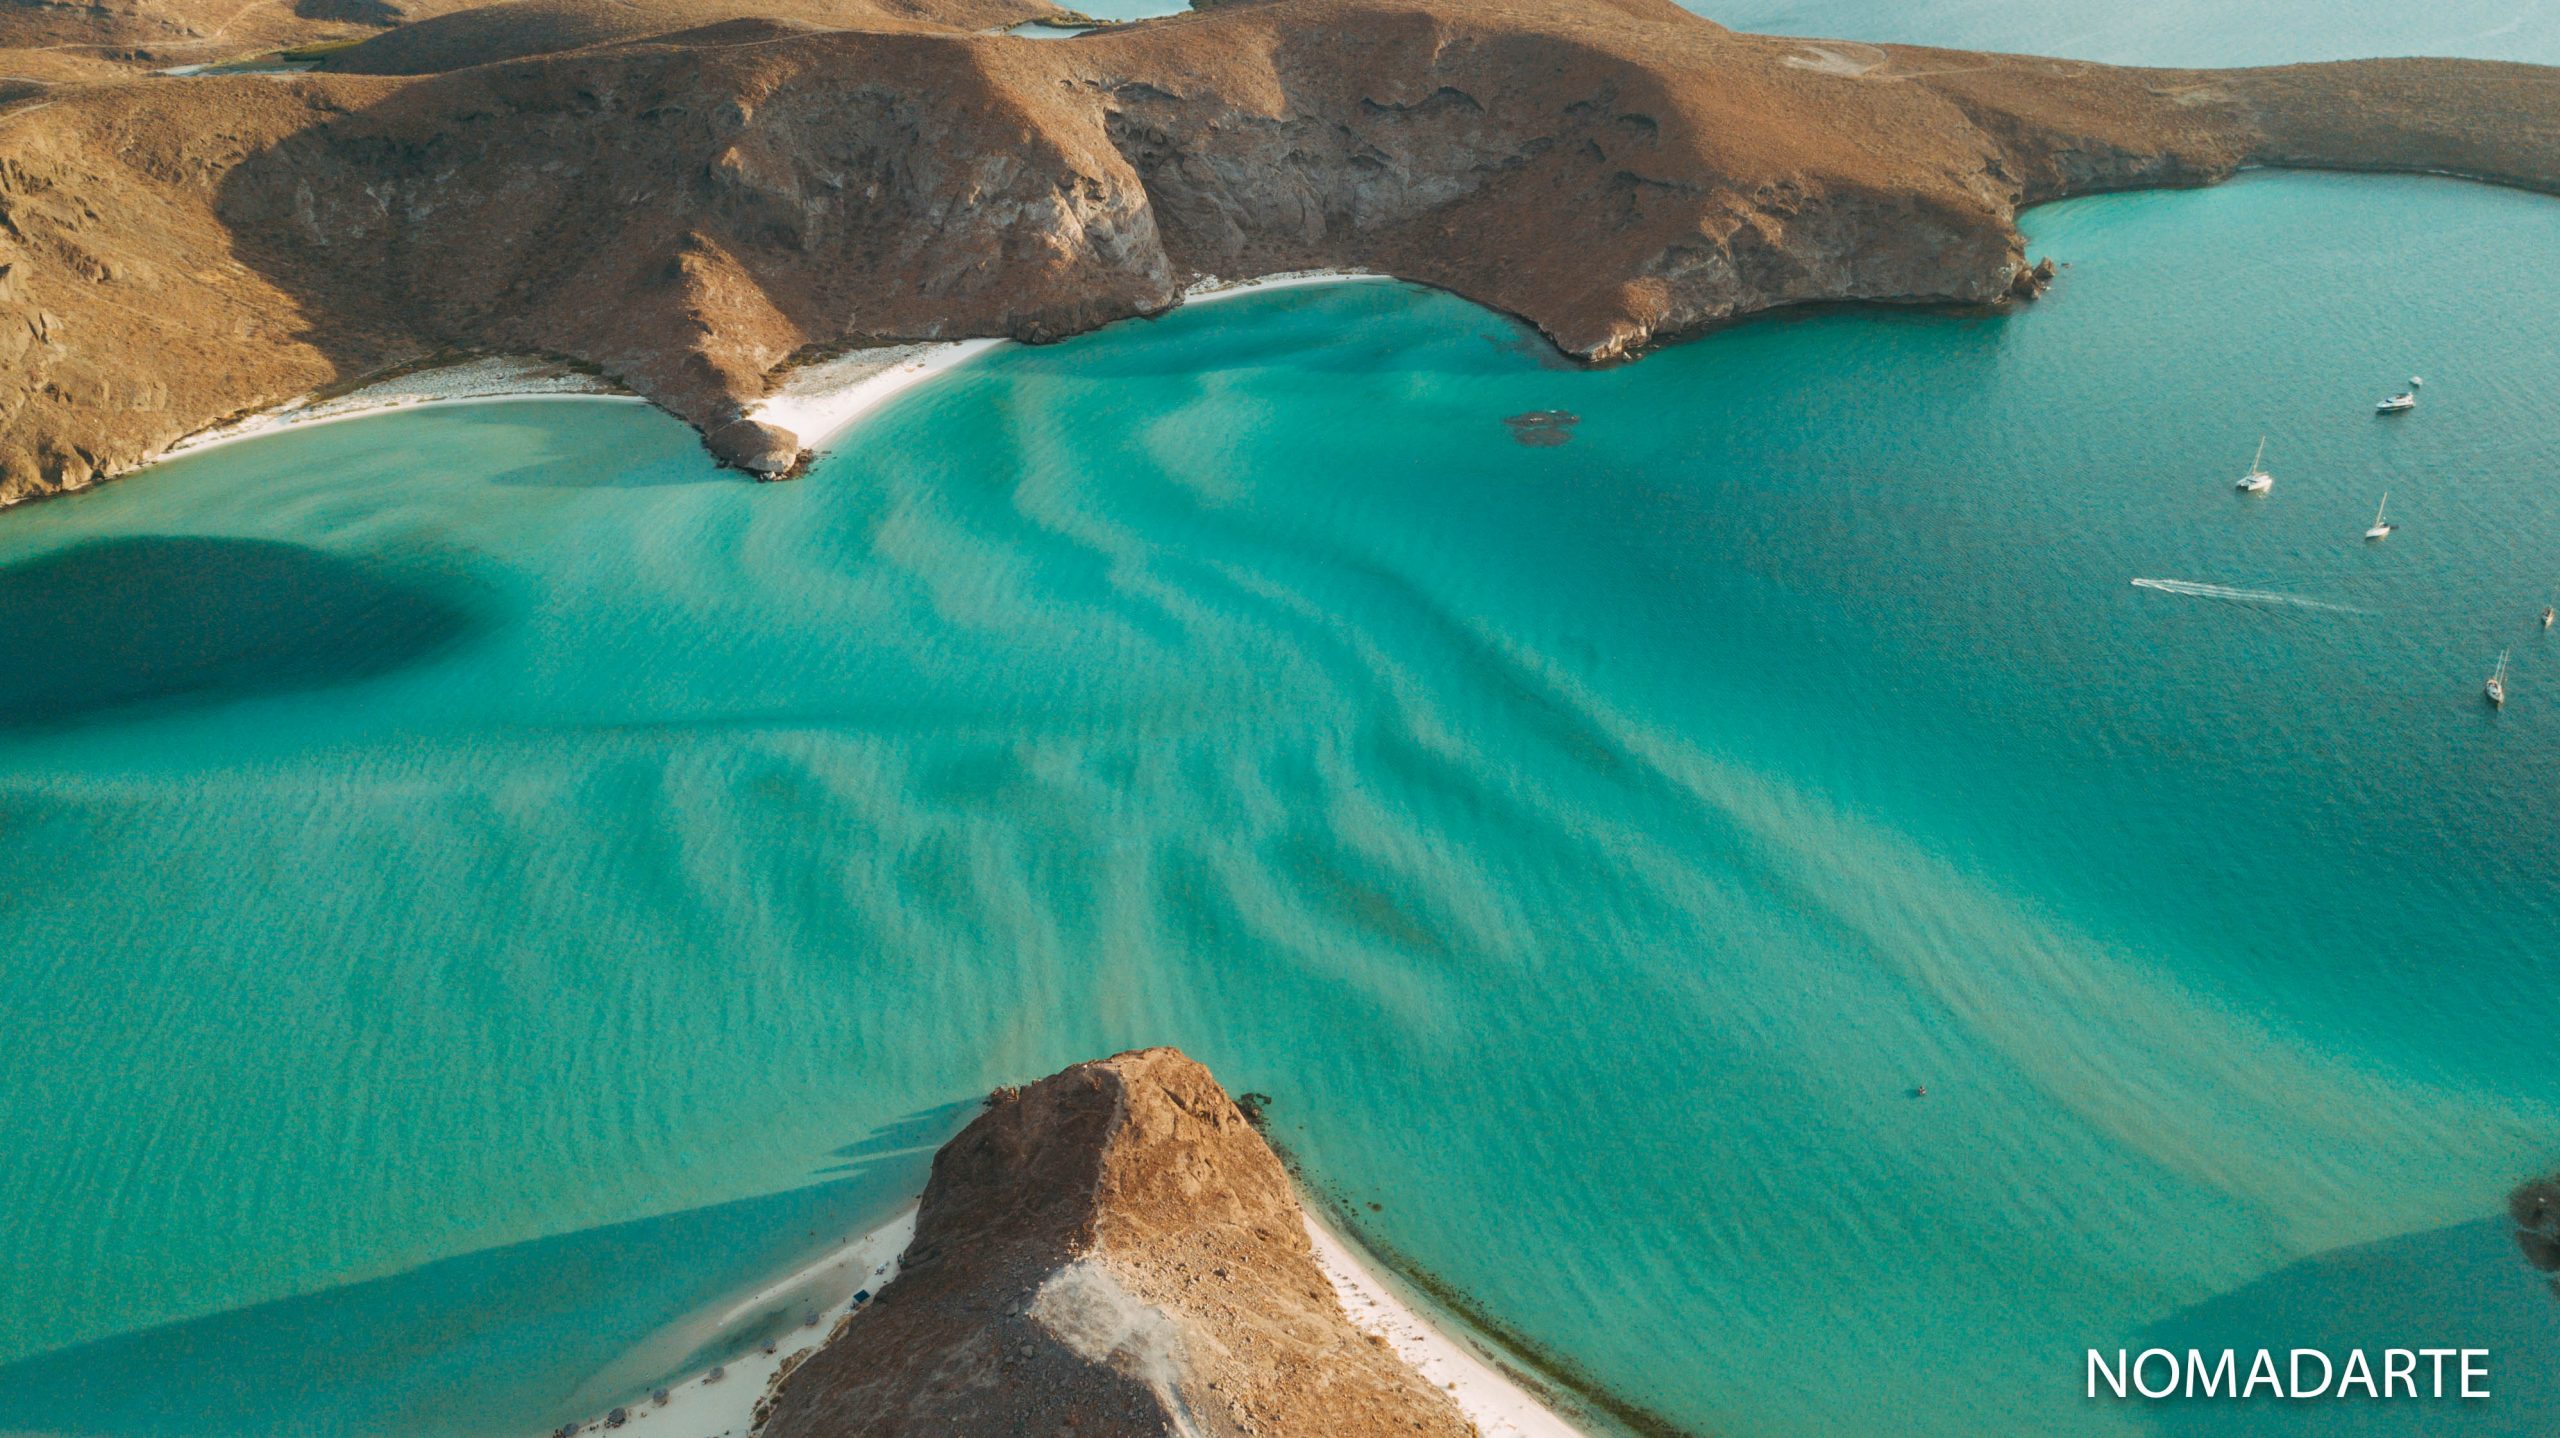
(4, 0, 2557, 503)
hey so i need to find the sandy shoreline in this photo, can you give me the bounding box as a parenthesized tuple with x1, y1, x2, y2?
(555, 1207, 917, 1438)
(1304, 1213, 1588, 1438)
(746, 271, 1388, 455)
(745, 338, 1005, 453)
(151, 273, 1395, 474)
(551, 1185, 1581, 1438)
(164, 356, 639, 460)
(1181, 267, 1388, 306)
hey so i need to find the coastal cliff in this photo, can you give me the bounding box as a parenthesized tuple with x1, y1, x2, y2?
(2, 0, 2558, 500)
(754, 1047, 1479, 1438)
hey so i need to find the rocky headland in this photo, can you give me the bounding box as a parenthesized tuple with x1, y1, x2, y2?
(752, 1046, 1484, 1438)
(2, 0, 2558, 500)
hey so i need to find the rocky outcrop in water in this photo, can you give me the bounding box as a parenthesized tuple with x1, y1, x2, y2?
(706, 418, 806, 477)
(754, 1047, 1474, 1438)
(2515, 1170, 2560, 1295)
(2, 0, 2558, 501)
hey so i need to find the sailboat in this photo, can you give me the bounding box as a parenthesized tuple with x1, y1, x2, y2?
(2364, 493, 2394, 541)
(2487, 650, 2510, 708)
(2235, 437, 2273, 494)
(2544, 606, 2554, 630)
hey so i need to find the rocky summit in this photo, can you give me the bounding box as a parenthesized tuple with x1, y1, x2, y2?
(754, 1047, 1474, 1438)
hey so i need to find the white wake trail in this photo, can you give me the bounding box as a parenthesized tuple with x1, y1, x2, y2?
(2130, 577, 2369, 615)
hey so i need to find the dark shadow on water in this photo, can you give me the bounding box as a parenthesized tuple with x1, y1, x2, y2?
(809, 1097, 979, 1174)
(0, 536, 482, 730)
(0, 1107, 963, 1438)
(2119, 1217, 2560, 1437)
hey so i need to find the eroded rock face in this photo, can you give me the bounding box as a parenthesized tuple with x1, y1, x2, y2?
(3, 0, 2558, 501)
(756, 1047, 1474, 1438)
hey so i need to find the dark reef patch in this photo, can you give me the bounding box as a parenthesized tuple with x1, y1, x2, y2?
(2515, 1170, 2560, 1294)
(1503, 410, 1580, 446)
(0, 535, 481, 730)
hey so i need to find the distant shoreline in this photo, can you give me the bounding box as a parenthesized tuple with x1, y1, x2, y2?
(145, 273, 1396, 478)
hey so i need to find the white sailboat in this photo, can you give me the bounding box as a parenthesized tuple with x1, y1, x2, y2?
(2235, 437, 2273, 494)
(2487, 649, 2510, 708)
(2364, 493, 2394, 541)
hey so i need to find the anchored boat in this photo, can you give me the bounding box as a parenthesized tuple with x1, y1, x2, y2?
(2236, 437, 2274, 494)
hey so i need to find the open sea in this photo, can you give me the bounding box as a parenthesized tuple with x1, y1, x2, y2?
(4, 6, 2560, 1436)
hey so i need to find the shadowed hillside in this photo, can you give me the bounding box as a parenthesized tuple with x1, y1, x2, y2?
(1, 0, 2555, 500)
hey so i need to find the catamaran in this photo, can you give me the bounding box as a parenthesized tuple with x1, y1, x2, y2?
(2364, 493, 2394, 541)
(2487, 650, 2510, 708)
(2235, 437, 2273, 494)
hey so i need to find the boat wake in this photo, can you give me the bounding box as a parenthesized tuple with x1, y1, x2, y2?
(2130, 577, 2368, 614)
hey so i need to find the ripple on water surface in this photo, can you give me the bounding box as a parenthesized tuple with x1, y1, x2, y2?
(2, 175, 2559, 1438)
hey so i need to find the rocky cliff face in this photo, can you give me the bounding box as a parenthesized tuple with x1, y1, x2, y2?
(755, 1047, 1474, 1438)
(3, 0, 2558, 503)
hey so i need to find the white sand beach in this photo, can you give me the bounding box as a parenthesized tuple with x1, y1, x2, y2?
(159, 276, 1396, 476)
(554, 1207, 918, 1438)
(1183, 268, 1390, 307)
(165, 356, 636, 459)
(748, 274, 1390, 456)
(745, 339, 1004, 453)
(1304, 1213, 1589, 1438)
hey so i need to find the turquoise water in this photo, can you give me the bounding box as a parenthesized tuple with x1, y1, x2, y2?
(6, 174, 2560, 1436)
(1052, 0, 2560, 63)
(1709, 0, 2560, 65)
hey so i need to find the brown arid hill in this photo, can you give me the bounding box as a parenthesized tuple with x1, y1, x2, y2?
(322, 0, 1061, 76)
(0, 0, 468, 65)
(2, 0, 2558, 502)
(755, 1047, 1476, 1438)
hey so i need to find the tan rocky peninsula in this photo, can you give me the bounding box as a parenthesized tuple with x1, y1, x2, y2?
(2, 0, 2558, 502)
(754, 1046, 1477, 1438)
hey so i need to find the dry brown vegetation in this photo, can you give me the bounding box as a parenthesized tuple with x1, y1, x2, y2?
(2, 0, 2555, 500)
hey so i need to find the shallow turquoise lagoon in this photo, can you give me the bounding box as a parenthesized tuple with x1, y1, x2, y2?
(1707, 0, 2560, 65)
(5, 172, 2560, 1437)
(1033, 0, 2560, 62)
